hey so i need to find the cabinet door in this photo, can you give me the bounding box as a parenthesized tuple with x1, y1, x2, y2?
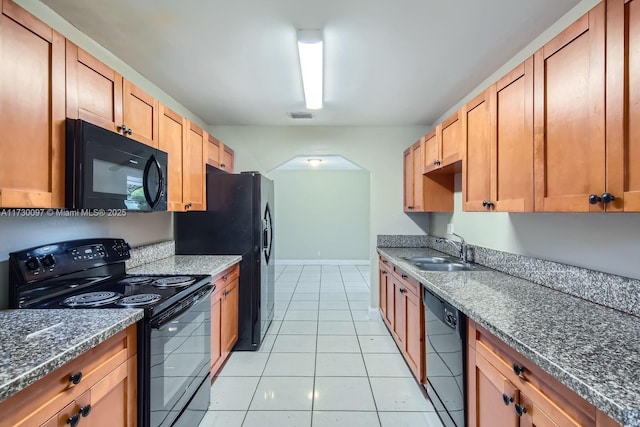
(66, 41, 123, 133)
(463, 89, 492, 211)
(159, 104, 186, 212)
(404, 288, 423, 382)
(403, 147, 414, 211)
(518, 392, 582, 427)
(394, 278, 407, 346)
(184, 121, 206, 211)
(210, 288, 223, 374)
(221, 276, 239, 353)
(84, 360, 133, 427)
(411, 140, 424, 211)
(221, 145, 234, 172)
(441, 110, 463, 167)
(379, 265, 389, 323)
(606, 0, 640, 212)
(123, 79, 159, 148)
(533, 3, 605, 212)
(423, 130, 439, 173)
(0, 0, 65, 208)
(207, 134, 221, 168)
(472, 352, 520, 427)
(492, 57, 534, 212)
(385, 274, 395, 331)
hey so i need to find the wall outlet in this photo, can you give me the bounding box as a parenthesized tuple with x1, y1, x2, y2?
(447, 223, 455, 235)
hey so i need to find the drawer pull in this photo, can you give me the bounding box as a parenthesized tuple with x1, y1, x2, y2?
(67, 414, 80, 427)
(502, 394, 513, 406)
(512, 364, 525, 376)
(69, 372, 83, 385)
(381, 271, 387, 275)
(401, 274, 408, 279)
(399, 288, 406, 294)
(514, 403, 527, 416)
(79, 404, 92, 417)
(222, 275, 228, 281)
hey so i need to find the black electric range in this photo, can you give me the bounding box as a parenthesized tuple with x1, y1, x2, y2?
(9, 238, 213, 427)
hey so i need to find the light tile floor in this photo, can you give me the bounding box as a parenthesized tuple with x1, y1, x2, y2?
(199, 264, 444, 427)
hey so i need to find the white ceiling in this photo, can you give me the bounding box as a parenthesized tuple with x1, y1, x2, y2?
(41, 0, 582, 126)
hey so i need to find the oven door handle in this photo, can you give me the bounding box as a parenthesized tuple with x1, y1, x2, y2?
(151, 284, 214, 329)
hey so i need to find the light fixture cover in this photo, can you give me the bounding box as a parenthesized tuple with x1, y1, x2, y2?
(297, 29, 323, 110)
(307, 158, 323, 167)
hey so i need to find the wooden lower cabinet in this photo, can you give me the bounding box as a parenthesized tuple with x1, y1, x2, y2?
(468, 319, 620, 427)
(0, 325, 137, 427)
(210, 263, 240, 376)
(378, 256, 425, 383)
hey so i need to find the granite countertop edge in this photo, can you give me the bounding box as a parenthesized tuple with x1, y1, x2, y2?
(0, 309, 143, 403)
(127, 254, 242, 277)
(377, 247, 639, 427)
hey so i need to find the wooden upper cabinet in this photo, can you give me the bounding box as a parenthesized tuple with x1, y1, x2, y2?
(184, 121, 206, 211)
(221, 144, 234, 172)
(67, 41, 159, 148)
(123, 79, 159, 148)
(159, 104, 186, 212)
(606, 0, 640, 212)
(463, 89, 492, 211)
(533, 3, 606, 212)
(0, 0, 65, 208)
(425, 110, 463, 174)
(207, 134, 221, 168)
(411, 139, 424, 211)
(403, 146, 415, 211)
(492, 58, 534, 212)
(66, 41, 123, 133)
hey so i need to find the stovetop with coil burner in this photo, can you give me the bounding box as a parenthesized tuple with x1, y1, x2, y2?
(8, 238, 212, 318)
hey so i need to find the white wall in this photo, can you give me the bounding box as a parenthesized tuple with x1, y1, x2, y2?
(211, 126, 431, 300)
(270, 169, 370, 261)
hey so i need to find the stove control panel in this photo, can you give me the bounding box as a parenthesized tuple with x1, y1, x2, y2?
(9, 238, 132, 283)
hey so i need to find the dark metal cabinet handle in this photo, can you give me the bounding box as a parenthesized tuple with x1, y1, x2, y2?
(513, 364, 525, 376)
(69, 372, 83, 385)
(601, 192, 615, 204)
(79, 405, 92, 417)
(126, 128, 133, 135)
(399, 288, 406, 294)
(222, 275, 228, 281)
(482, 200, 494, 209)
(185, 202, 192, 209)
(117, 124, 127, 133)
(220, 163, 226, 168)
(515, 403, 527, 416)
(502, 394, 513, 406)
(67, 414, 80, 427)
(223, 290, 229, 296)
(401, 274, 408, 279)
(381, 271, 387, 275)
(382, 260, 388, 264)
(589, 194, 601, 204)
(407, 206, 414, 209)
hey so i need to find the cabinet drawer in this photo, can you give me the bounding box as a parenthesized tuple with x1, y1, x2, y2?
(0, 325, 136, 427)
(391, 266, 420, 297)
(471, 321, 595, 426)
(213, 264, 240, 295)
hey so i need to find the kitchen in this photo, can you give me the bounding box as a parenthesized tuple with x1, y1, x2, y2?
(0, 0, 639, 426)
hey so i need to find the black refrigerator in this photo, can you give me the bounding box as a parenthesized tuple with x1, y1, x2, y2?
(175, 168, 274, 350)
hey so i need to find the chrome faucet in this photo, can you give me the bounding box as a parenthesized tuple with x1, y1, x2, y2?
(435, 233, 469, 264)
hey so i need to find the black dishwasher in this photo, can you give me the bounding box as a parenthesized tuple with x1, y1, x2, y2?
(423, 287, 466, 427)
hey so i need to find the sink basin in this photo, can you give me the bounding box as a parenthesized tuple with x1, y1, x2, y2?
(413, 262, 487, 272)
(403, 256, 458, 264)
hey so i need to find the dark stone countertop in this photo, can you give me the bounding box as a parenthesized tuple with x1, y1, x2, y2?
(378, 247, 640, 427)
(0, 309, 143, 402)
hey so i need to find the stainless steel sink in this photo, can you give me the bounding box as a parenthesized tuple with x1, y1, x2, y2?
(403, 256, 458, 264)
(413, 262, 488, 272)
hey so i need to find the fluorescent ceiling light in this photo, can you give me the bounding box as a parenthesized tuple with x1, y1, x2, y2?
(297, 29, 323, 110)
(307, 158, 323, 167)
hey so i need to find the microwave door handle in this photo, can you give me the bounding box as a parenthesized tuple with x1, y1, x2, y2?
(142, 154, 163, 209)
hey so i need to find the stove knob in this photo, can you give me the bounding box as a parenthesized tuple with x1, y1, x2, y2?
(25, 257, 40, 271)
(41, 254, 56, 268)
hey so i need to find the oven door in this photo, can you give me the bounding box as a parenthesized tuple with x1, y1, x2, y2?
(66, 119, 167, 211)
(148, 286, 212, 427)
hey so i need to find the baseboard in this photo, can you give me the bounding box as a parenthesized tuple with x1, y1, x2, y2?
(368, 307, 381, 320)
(276, 259, 371, 266)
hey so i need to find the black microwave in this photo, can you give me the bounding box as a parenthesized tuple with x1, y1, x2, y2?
(65, 119, 167, 212)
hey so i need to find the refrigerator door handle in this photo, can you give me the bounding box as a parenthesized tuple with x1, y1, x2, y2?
(263, 202, 273, 265)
